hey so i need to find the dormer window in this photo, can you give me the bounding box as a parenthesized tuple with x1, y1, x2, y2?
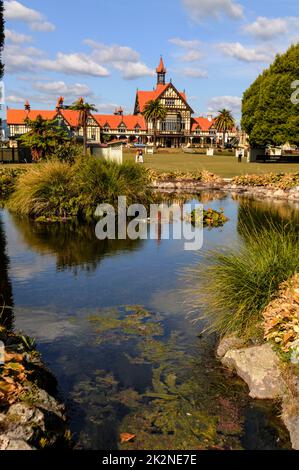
(134, 125, 140, 133)
(195, 126, 201, 135)
(103, 123, 110, 132)
(118, 123, 127, 131)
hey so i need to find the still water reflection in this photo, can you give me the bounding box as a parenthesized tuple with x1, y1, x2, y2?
(0, 192, 296, 450)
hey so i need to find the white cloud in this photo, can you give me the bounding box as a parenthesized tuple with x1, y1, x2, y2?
(4, 41, 110, 77)
(207, 95, 241, 114)
(96, 103, 121, 113)
(4, 32, 152, 80)
(40, 52, 110, 77)
(169, 37, 203, 63)
(169, 37, 201, 49)
(182, 0, 244, 21)
(4, 0, 55, 32)
(4, 44, 44, 73)
(84, 39, 140, 62)
(112, 61, 154, 80)
(6, 94, 25, 104)
(84, 39, 154, 79)
(179, 50, 203, 62)
(5, 28, 32, 43)
(184, 67, 208, 78)
(5, 0, 41, 22)
(34, 81, 94, 98)
(244, 16, 299, 41)
(30, 21, 55, 32)
(218, 42, 275, 62)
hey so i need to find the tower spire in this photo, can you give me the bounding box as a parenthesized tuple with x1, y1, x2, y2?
(156, 56, 166, 85)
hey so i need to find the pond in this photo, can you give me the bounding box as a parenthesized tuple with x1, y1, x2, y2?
(0, 191, 297, 450)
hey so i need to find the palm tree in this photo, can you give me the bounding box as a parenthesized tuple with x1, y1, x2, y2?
(20, 115, 69, 162)
(214, 109, 235, 148)
(142, 99, 167, 147)
(69, 98, 97, 156)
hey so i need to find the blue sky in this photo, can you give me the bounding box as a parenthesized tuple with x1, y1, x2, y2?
(3, 0, 299, 119)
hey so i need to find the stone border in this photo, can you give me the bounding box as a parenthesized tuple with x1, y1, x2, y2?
(0, 330, 71, 450)
(152, 179, 299, 203)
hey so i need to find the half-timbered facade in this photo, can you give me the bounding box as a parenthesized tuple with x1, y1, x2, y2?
(6, 58, 237, 149)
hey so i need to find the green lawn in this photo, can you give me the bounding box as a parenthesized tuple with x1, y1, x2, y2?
(2, 153, 299, 178)
(124, 152, 299, 178)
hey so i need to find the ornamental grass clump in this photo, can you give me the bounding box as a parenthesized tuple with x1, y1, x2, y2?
(7, 160, 76, 218)
(189, 217, 299, 339)
(7, 158, 153, 220)
(0, 168, 25, 199)
(72, 158, 153, 218)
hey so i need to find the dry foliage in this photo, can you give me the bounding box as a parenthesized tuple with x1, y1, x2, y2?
(148, 169, 221, 183)
(263, 274, 299, 361)
(232, 173, 299, 190)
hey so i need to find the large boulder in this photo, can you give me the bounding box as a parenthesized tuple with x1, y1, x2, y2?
(281, 400, 299, 450)
(222, 343, 285, 399)
(217, 335, 245, 358)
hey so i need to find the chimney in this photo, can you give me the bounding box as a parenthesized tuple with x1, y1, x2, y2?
(114, 106, 123, 116)
(24, 100, 31, 112)
(207, 113, 213, 122)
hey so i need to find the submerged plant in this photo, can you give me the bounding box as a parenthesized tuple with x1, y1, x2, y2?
(71, 305, 248, 450)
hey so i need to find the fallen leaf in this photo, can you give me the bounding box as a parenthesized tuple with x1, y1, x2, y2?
(120, 433, 136, 444)
(5, 362, 25, 372)
(5, 352, 24, 363)
(0, 380, 17, 394)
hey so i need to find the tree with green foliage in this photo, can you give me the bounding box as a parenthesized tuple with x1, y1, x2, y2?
(69, 97, 97, 156)
(241, 43, 299, 147)
(214, 109, 235, 148)
(19, 115, 70, 162)
(0, 1, 5, 144)
(0, 0, 4, 80)
(142, 99, 167, 147)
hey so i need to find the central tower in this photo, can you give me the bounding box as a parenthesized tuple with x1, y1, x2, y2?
(156, 56, 166, 86)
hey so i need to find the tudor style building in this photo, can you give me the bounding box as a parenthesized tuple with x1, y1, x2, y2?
(6, 58, 238, 149)
(133, 57, 193, 147)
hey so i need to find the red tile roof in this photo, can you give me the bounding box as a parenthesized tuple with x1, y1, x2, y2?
(136, 84, 187, 113)
(94, 114, 147, 131)
(191, 117, 215, 132)
(7, 109, 57, 125)
(59, 109, 81, 127)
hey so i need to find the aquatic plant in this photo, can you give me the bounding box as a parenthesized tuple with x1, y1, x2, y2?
(190, 208, 228, 227)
